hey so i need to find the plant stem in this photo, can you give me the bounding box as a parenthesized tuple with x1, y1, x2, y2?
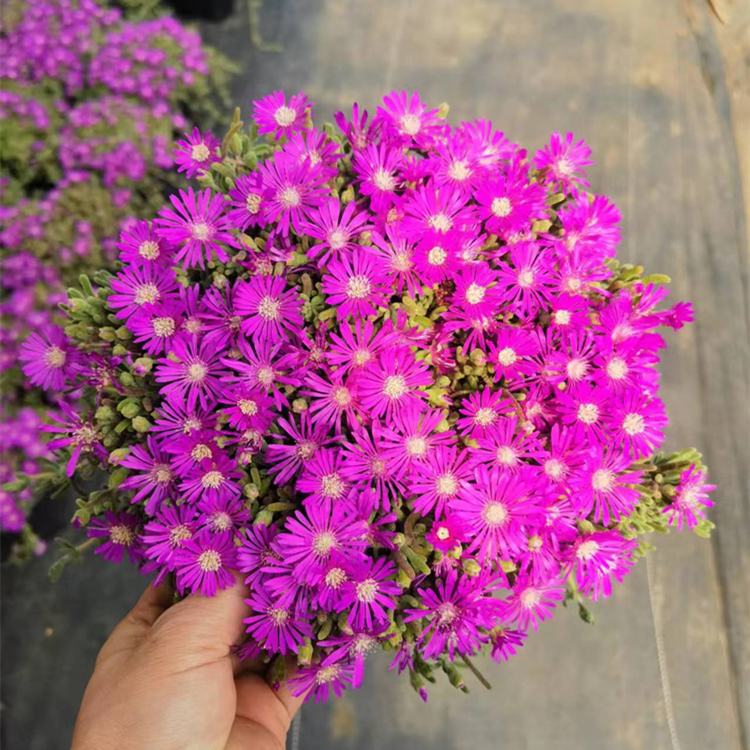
(461, 655, 492, 691)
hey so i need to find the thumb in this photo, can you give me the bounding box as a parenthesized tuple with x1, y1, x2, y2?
(148, 571, 250, 662)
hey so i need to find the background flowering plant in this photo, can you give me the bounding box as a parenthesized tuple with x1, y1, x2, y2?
(0, 0, 233, 556)
(23, 89, 716, 702)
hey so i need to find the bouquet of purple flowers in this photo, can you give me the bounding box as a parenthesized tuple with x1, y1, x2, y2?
(22, 90, 716, 702)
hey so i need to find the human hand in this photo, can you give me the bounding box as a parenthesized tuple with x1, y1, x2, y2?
(71, 574, 302, 750)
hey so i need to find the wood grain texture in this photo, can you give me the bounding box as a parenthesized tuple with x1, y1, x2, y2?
(0, 2, 746, 749)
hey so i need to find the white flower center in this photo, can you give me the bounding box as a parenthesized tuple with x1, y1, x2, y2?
(577, 403, 599, 424)
(554, 309, 571, 325)
(448, 160, 471, 181)
(356, 578, 379, 603)
(316, 664, 342, 685)
(437, 602, 459, 626)
(332, 385, 352, 406)
(187, 362, 208, 382)
(382, 374, 408, 399)
(566, 358, 589, 381)
(169, 524, 192, 545)
(269, 607, 289, 625)
(428, 213, 453, 232)
(198, 549, 222, 572)
(399, 113, 421, 136)
(295, 440, 317, 460)
(495, 446, 517, 465)
(138, 240, 160, 260)
(518, 270, 535, 288)
(245, 192, 261, 214)
(152, 463, 173, 484)
(190, 143, 211, 162)
(353, 349, 372, 366)
(491, 197, 512, 217)
(258, 295, 281, 320)
(482, 501, 508, 526)
(475, 407, 497, 427)
(520, 588, 541, 608)
(591, 468, 615, 491)
(211, 512, 233, 532)
(576, 540, 600, 560)
(202, 470, 225, 489)
(152, 317, 175, 337)
(274, 105, 296, 127)
(496, 347, 518, 366)
(465, 283, 486, 305)
(191, 222, 211, 241)
(325, 567, 347, 588)
(134, 283, 160, 305)
(427, 246, 447, 266)
(607, 358, 629, 380)
(327, 228, 347, 249)
(109, 524, 135, 545)
(313, 532, 337, 556)
(280, 187, 301, 208)
(393, 252, 412, 272)
(622, 412, 645, 435)
(346, 274, 372, 299)
(436, 473, 458, 497)
(436, 526, 451, 540)
(321, 473, 346, 499)
(373, 168, 396, 191)
(405, 435, 427, 458)
(544, 458, 565, 480)
(44, 345, 67, 368)
(191, 444, 213, 461)
(239, 398, 258, 416)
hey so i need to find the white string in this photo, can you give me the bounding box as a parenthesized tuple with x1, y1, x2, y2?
(646, 553, 682, 750)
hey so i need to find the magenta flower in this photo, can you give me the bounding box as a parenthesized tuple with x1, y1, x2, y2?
(304, 197, 371, 266)
(141, 505, 197, 565)
(126, 301, 183, 355)
(283, 126, 341, 176)
(455, 387, 513, 439)
(408, 445, 472, 519)
(273, 498, 364, 584)
(226, 172, 268, 230)
(499, 574, 566, 631)
(570, 448, 643, 525)
(662, 464, 716, 531)
(19, 325, 80, 390)
(352, 141, 404, 210)
(405, 571, 500, 660)
(244, 587, 313, 655)
(42, 403, 107, 477)
(173, 127, 221, 178)
(452, 467, 540, 562)
(288, 661, 355, 703)
(154, 335, 224, 410)
(326, 318, 396, 374)
(334, 102, 379, 150)
(235, 274, 303, 343)
(369, 227, 421, 297)
(490, 627, 527, 663)
(358, 346, 432, 419)
(322, 248, 390, 320)
(120, 436, 177, 515)
(375, 90, 442, 147)
(319, 626, 390, 689)
(412, 230, 460, 287)
(175, 530, 237, 597)
(488, 326, 539, 383)
(533, 132, 592, 193)
(302, 371, 360, 432)
(296, 448, 351, 506)
(557, 384, 610, 443)
(265, 412, 338, 485)
(381, 406, 455, 470)
(155, 187, 236, 269)
(180, 452, 243, 506)
(108, 263, 179, 320)
(568, 531, 638, 601)
(402, 185, 477, 241)
(336, 556, 400, 629)
(470, 417, 545, 473)
(496, 241, 555, 318)
(117, 220, 173, 267)
(218, 384, 275, 433)
(608, 393, 667, 459)
(425, 515, 467, 554)
(88, 511, 143, 565)
(237, 523, 279, 586)
(252, 90, 311, 139)
(257, 152, 327, 235)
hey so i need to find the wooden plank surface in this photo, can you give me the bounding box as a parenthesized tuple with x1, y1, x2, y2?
(1, 1, 747, 748)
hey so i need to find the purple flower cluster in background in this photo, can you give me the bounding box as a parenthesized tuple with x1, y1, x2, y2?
(24, 90, 715, 702)
(0, 0, 228, 547)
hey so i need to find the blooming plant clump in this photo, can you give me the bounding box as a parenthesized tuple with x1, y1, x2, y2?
(26, 90, 716, 701)
(0, 0, 232, 553)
